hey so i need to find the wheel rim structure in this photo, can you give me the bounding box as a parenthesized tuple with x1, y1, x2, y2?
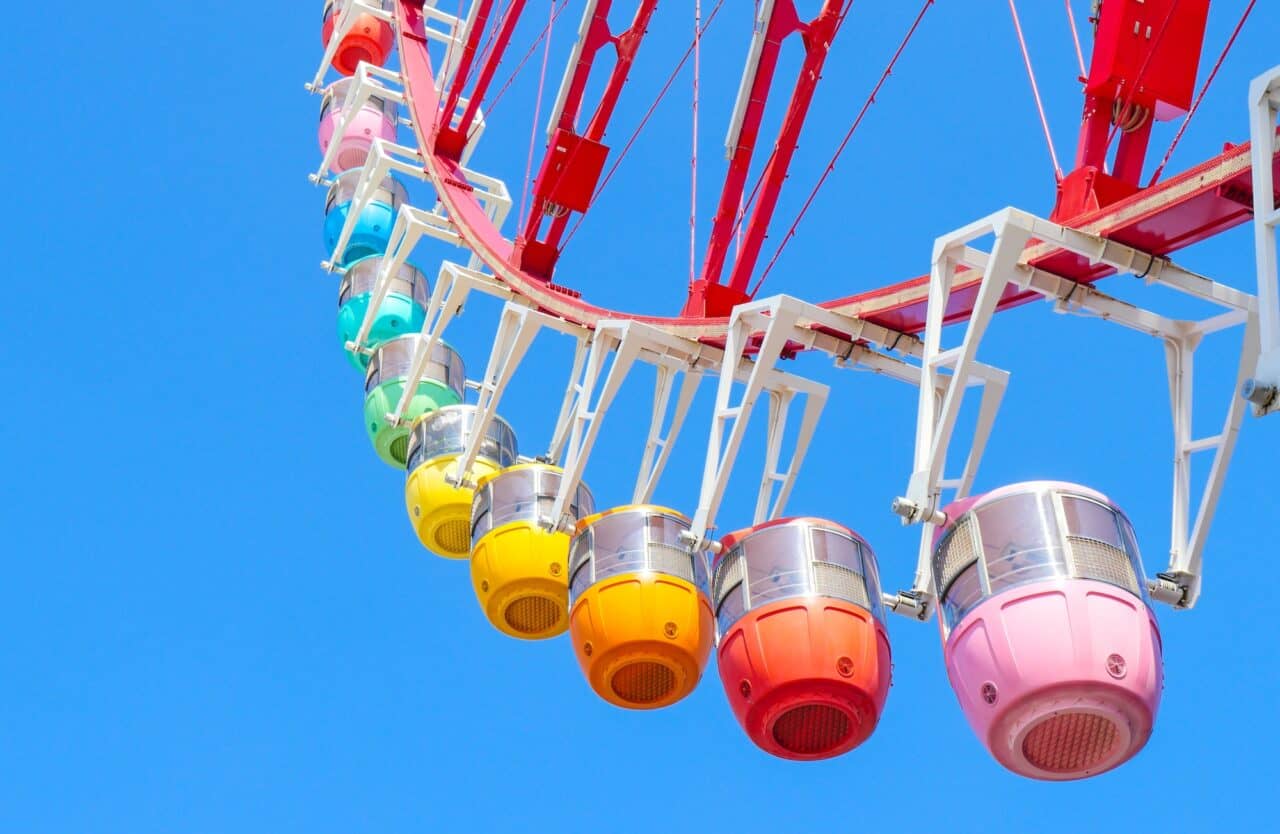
(390, 1, 1275, 341)
(307, 0, 1280, 777)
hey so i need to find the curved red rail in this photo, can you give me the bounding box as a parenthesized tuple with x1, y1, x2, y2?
(396, 1, 1279, 343)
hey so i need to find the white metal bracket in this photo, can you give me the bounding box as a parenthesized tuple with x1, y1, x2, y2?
(380, 260, 510, 430)
(312, 63, 411, 181)
(684, 294, 1007, 605)
(547, 320, 726, 532)
(899, 207, 1259, 615)
(448, 301, 591, 488)
(311, 60, 489, 181)
(429, 0, 481, 94)
(322, 138, 510, 275)
(686, 295, 833, 553)
(306, 0, 396, 93)
(1245, 64, 1280, 416)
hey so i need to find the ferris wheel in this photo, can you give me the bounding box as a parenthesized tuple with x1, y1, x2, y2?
(305, 0, 1280, 780)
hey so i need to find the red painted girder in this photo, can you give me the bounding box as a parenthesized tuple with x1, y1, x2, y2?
(842, 140, 1276, 336)
(444, 0, 530, 156)
(439, 0, 498, 132)
(395, 2, 1279, 348)
(695, 1, 802, 295)
(723, 0, 849, 297)
(1054, 0, 1211, 220)
(519, 0, 661, 247)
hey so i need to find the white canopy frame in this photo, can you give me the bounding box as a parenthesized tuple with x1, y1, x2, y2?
(322, 138, 509, 276)
(1247, 64, 1280, 416)
(545, 320, 733, 532)
(681, 295, 1008, 622)
(446, 301, 592, 492)
(306, 0, 474, 94)
(895, 207, 1260, 616)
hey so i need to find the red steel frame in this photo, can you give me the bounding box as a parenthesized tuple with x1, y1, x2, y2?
(686, 0, 852, 318)
(393, 0, 1279, 346)
(514, 0, 661, 279)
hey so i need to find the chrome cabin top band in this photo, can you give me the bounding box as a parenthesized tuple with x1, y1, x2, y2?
(364, 335, 465, 397)
(933, 483, 1148, 633)
(471, 465, 595, 548)
(406, 405, 519, 475)
(339, 258, 429, 308)
(325, 169, 408, 214)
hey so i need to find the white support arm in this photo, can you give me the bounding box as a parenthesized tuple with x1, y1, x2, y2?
(546, 337, 592, 463)
(449, 302, 588, 487)
(346, 205, 472, 355)
(1246, 65, 1280, 416)
(898, 207, 1260, 618)
(1151, 313, 1261, 607)
(323, 138, 510, 275)
(548, 320, 723, 532)
(386, 261, 510, 429)
(306, 0, 397, 92)
(633, 366, 702, 505)
(312, 64, 408, 180)
(751, 379, 827, 526)
(689, 295, 901, 551)
(424, 0, 475, 92)
(321, 139, 430, 272)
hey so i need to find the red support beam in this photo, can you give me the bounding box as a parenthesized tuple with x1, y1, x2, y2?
(439, 0, 498, 128)
(437, 0, 530, 159)
(514, 0, 662, 279)
(684, 0, 852, 317)
(1053, 0, 1210, 220)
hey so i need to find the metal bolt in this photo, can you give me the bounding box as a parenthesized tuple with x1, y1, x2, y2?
(1242, 378, 1277, 407)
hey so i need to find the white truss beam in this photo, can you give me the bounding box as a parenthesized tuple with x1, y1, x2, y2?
(311, 63, 486, 182)
(382, 260, 510, 429)
(306, 0, 396, 92)
(686, 296, 831, 552)
(448, 301, 590, 488)
(896, 207, 1260, 616)
(312, 64, 410, 181)
(1246, 64, 1280, 416)
(547, 320, 726, 532)
(322, 138, 510, 276)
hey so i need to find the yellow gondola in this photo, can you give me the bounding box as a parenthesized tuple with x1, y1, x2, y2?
(470, 464, 595, 640)
(404, 405, 518, 558)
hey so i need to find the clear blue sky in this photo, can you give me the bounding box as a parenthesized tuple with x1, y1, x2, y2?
(4, 2, 1279, 831)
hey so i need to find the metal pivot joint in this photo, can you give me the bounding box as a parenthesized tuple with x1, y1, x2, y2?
(1246, 64, 1280, 417)
(903, 207, 1260, 614)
